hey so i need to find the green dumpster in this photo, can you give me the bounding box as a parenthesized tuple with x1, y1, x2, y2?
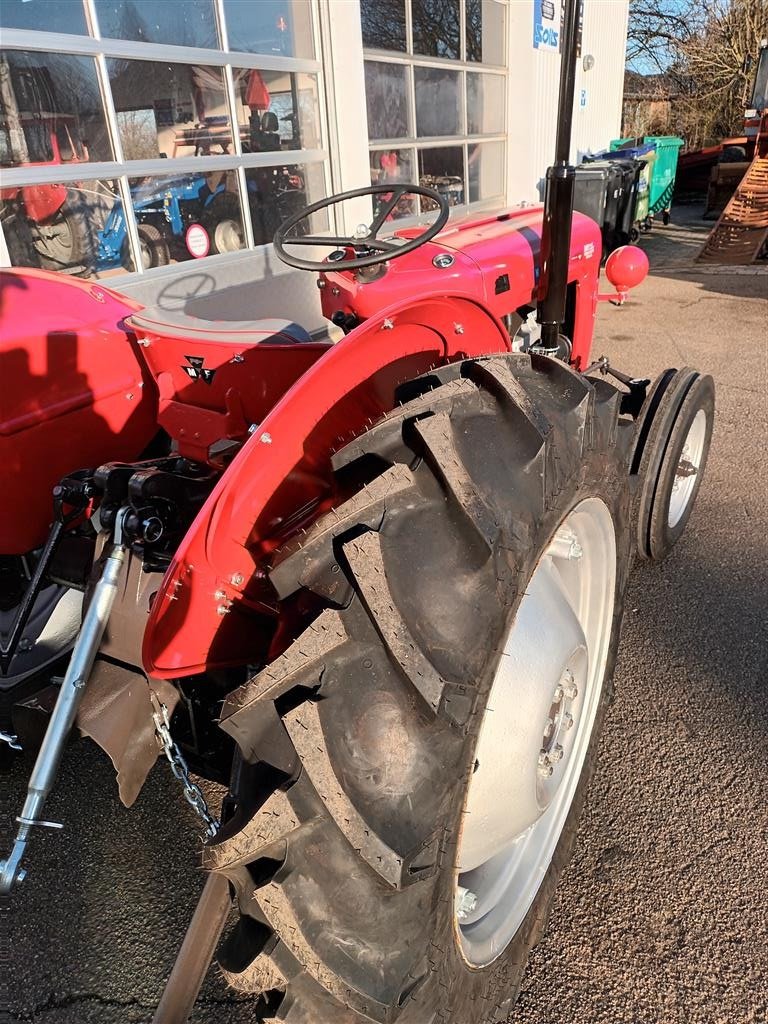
(611, 135, 684, 220)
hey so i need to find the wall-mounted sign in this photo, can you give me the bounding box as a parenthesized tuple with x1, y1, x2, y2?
(533, 0, 584, 55)
(533, 0, 562, 51)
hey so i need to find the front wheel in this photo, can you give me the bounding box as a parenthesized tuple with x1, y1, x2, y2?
(632, 368, 714, 561)
(203, 193, 245, 254)
(206, 354, 632, 1023)
(123, 222, 171, 270)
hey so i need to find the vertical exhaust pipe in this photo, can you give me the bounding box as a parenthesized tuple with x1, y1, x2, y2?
(537, 0, 583, 353)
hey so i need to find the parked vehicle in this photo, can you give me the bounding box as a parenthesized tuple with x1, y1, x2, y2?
(0, 3, 715, 1020)
(95, 175, 212, 271)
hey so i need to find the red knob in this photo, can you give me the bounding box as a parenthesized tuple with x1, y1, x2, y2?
(605, 245, 650, 292)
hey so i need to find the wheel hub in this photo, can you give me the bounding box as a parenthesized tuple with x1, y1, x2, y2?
(668, 408, 707, 527)
(454, 498, 617, 967)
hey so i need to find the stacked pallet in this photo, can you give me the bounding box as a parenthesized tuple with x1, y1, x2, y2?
(697, 139, 768, 265)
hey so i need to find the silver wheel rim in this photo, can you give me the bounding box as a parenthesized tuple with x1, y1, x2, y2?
(455, 497, 617, 967)
(667, 408, 706, 528)
(214, 218, 243, 252)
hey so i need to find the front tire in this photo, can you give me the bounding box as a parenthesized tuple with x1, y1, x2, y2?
(632, 368, 714, 561)
(203, 193, 245, 254)
(207, 354, 633, 1022)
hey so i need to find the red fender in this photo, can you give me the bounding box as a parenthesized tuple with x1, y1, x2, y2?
(143, 295, 511, 677)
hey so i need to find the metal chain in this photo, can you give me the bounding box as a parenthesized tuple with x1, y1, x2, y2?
(0, 731, 22, 751)
(150, 694, 219, 840)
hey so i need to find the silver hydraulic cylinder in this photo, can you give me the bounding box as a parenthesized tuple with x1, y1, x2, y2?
(0, 518, 128, 894)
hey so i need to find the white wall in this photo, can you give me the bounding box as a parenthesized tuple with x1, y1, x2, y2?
(506, 0, 629, 203)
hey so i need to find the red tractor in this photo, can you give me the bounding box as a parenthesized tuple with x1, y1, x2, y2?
(0, 4, 714, 1021)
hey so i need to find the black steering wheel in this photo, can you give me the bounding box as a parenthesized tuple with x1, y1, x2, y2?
(273, 184, 450, 271)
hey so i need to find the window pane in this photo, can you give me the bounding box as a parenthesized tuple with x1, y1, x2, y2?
(468, 140, 504, 201)
(0, 52, 112, 168)
(418, 146, 464, 210)
(1, 178, 123, 278)
(360, 0, 406, 52)
(234, 69, 321, 153)
(245, 161, 327, 245)
(94, 0, 218, 47)
(467, 73, 504, 135)
(466, 0, 506, 65)
(224, 0, 314, 59)
(412, 0, 460, 60)
(107, 61, 230, 159)
(370, 148, 417, 219)
(127, 170, 245, 262)
(364, 62, 409, 141)
(0, 0, 88, 35)
(414, 68, 461, 137)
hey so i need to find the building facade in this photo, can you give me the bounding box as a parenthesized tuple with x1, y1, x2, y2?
(0, 0, 628, 331)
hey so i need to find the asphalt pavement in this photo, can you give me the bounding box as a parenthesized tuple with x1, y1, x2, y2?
(2, 224, 766, 1024)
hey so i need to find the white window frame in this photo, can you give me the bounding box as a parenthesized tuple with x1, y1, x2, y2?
(362, 0, 510, 217)
(0, 0, 332, 275)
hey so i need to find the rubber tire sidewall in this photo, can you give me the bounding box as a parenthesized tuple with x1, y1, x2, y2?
(647, 374, 714, 560)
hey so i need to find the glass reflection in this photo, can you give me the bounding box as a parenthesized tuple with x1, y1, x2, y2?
(107, 60, 230, 159)
(94, 0, 218, 48)
(0, 0, 88, 35)
(1, 178, 123, 278)
(364, 62, 409, 141)
(0, 51, 112, 167)
(412, 0, 460, 60)
(414, 67, 461, 137)
(224, 0, 314, 59)
(123, 171, 244, 265)
(370, 149, 417, 220)
(418, 147, 465, 209)
(234, 69, 321, 153)
(360, 0, 406, 52)
(245, 162, 326, 246)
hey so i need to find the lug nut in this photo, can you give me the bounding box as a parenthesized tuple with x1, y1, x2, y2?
(456, 886, 478, 920)
(563, 681, 578, 701)
(552, 685, 564, 703)
(563, 712, 574, 730)
(550, 744, 564, 763)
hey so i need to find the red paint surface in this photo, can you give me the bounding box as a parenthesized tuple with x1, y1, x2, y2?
(319, 206, 603, 369)
(0, 268, 157, 554)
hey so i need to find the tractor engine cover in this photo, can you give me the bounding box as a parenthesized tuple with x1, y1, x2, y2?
(0, 269, 158, 555)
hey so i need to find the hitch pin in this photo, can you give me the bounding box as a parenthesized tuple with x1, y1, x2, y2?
(0, 508, 130, 895)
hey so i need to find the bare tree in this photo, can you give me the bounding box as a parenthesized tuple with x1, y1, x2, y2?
(627, 0, 768, 149)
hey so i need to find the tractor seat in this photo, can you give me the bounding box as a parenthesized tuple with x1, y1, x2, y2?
(127, 305, 313, 346)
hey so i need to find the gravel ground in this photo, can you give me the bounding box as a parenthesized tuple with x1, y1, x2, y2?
(1, 234, 766, 1024)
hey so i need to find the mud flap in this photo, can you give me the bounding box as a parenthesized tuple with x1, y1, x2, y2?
(76, 658, 179, 807)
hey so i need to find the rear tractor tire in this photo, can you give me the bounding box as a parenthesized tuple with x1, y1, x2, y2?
(208, 354, 634, 1023)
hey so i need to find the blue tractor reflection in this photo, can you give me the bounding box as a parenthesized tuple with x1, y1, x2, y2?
(96, 167, 308, 271)
(96, 176, 215, 271)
